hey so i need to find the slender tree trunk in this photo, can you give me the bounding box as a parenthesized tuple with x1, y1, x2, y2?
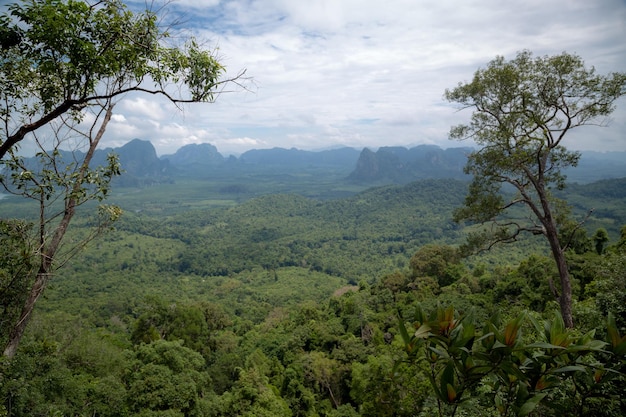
(326, 385, 339, 409)
(545, 226, 574, 328)
(3, 195, 77, 358)
(534, 162, 574, 329)
(2, 104, 115, 358)
(2, 267, 50, 358)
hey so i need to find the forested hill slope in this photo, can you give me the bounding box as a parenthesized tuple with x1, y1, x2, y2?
(555, 177, 626, 235)
(7, 175, 626, 416)
(108, 179, 470, 280)
(564, 177, 626, 199)
(35, 178, 473, 331)
(48, 174, 626, 323)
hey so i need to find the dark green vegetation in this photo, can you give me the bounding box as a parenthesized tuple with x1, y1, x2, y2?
(1, 173, 625, 416)
(2, 2, 625, 414)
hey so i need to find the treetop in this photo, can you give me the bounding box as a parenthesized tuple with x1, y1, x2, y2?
(0, 0, 244, 159)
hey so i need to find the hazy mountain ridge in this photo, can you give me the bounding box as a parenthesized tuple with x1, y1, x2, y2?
(161, 142, 224, 167)
(8, 139, 626, 186)
(347, 145, 472, 183)
(238, 147, 361, 168)
(161, 142, 626, 184)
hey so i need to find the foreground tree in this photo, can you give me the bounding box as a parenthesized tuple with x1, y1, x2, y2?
(0, 0, 244, 160)
(0, 0, 244, 357)
(445, 51, 626, 328)
(1, 103, 121, 357)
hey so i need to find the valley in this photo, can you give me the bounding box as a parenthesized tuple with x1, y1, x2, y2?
(1, 144, 625, 417)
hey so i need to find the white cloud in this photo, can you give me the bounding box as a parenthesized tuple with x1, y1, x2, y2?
(215, 137, 268, 154)
(111, 114, 127, 123)
(119, 97, 169, 120)
(174, 0, 220, 9)
(108, 0, 626, 154)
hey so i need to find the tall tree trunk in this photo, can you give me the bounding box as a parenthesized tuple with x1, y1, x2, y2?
(3, 189, 77, 358)
(2, 267, 50, 358)
(2, 104, 114, 358)
(535, 163, 574, 329)
(545, 226, 574, 328)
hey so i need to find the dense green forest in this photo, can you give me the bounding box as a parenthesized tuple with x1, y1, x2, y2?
(2, 1, 625, 416)
(1, 176, 625, 416)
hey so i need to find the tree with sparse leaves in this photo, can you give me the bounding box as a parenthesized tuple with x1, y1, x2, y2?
(0, 0, 244, 357)
(446, 51, 626, 328)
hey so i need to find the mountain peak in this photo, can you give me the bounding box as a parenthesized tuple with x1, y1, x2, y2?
(348, 145, 470, 183)
(162, 143, 224, 166)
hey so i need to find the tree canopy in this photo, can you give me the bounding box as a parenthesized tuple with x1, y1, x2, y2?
(1, 173, 625, 415)
(0, 0, 244, 160)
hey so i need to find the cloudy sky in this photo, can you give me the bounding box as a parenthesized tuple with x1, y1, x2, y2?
(112, 0, 625, 155)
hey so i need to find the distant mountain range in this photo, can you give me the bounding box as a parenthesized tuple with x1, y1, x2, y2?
(142, 140, 473, 184)
(7, 138, 626, 186)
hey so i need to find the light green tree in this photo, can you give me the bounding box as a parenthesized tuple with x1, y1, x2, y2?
(410, 244, 465, 287)
(124, 340, 210, 416)
(592, 228, 610, 255)
(214, 366, 291, 417)
(0, 0, 244, 357)
(445, 51, 626, 328)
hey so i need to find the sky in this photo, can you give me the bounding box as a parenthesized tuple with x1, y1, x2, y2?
(9, 0, 626, 156)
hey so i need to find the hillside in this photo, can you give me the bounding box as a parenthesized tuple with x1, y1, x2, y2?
(34, 176, 626, 320)
(3, 174, 626, 416)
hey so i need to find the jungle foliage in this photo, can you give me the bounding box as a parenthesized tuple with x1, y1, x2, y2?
(1, 176, 625, 416)
(1, 7, 625, 413)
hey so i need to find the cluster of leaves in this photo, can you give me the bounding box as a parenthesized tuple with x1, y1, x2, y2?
(399, 306, 626, 416)
(0, 0, 230, 155)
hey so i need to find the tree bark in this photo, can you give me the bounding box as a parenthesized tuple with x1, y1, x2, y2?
(533, 153, 574, 328)
(545, 224, 574, 328)
(2, 267, 50, 358)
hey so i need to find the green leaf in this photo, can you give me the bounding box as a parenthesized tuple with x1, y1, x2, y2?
(607, 312, 626, 354)
(478, 331, 496, 349)
(414, 323, 432, 339)
(550, 365, 586, 373)
(563, 340, 607, 353)
(397, 311, 412, 346)
(518, 393, 546, 416)
(526, 341, 566, 350)
(503, 312, 526, 346)
(440, 362, 456, 403)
